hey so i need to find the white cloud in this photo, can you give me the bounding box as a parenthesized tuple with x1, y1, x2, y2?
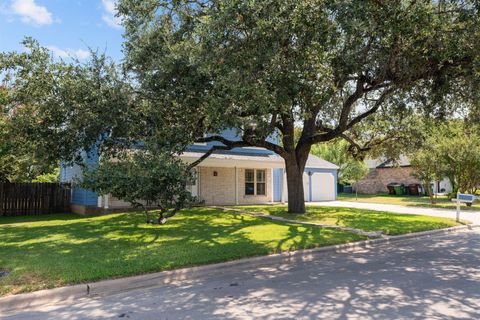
(101, 0, 122, 29)
(11, 0, 53, 25)
(47, 46, 90, 60)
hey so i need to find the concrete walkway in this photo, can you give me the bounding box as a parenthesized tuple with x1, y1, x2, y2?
(311, 201, 480, 224)
(5, 229, 480, 319)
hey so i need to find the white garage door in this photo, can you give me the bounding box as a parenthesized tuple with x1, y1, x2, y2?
(311, 172, 335, 201)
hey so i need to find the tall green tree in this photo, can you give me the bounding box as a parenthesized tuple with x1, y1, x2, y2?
(116, 0, 480, 213)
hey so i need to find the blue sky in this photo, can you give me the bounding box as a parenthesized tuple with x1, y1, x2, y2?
(0, 0, 124, 60)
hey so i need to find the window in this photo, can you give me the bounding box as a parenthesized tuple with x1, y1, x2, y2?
(245, 169, 266, 196)
(256, 170, 266, 195)
(245, 169, 255, 195)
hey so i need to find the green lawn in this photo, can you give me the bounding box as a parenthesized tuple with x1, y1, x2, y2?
(232, 205, 460, 235)
(337, 193, 480, 210)
(0, 207, 364, 296)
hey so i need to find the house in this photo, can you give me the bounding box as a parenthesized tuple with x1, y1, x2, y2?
(355, 156, 452, 195)
(61, 129, 339, 214)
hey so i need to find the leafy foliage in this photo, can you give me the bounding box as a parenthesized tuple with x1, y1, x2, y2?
(410, 121, 480, 196)
(0, 38, 135, 165)
(0, 86, 58, 182)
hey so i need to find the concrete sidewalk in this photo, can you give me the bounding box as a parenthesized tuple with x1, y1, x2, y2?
(311, 200, 480, 224)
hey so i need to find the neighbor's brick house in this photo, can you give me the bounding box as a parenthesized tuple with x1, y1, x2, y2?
(354, 157, 452, 195)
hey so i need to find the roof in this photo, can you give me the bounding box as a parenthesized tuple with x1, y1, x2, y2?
(181, 151, 284, 163)
(376, 155, 411, 168)
(180, 151, 338, 170)
(305, 154, 339, 169)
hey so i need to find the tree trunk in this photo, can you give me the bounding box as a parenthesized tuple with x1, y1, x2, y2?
(284, 155, 308, 214)
(423, 181, 436, 204)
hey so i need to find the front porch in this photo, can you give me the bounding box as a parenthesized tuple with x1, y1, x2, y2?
(182, 151, 284, 206)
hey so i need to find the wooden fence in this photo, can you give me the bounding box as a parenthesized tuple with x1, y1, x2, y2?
(0, 183, 71, 216)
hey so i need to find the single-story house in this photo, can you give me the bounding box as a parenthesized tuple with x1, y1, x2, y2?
(61, 129, 339, 214)
(355, 156, 452, 195)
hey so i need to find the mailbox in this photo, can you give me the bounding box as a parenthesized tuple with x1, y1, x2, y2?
(452, 193, 476, 205)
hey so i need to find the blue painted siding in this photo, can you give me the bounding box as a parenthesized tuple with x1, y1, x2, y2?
(72, 188, 98, 206)
(60, 147, 100, 206)
(273, 168, 283, 201)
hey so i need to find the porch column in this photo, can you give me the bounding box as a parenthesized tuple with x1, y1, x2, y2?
(97, 196, 103, 208)
(235, 167, 239, 205)
(281, 168, 286, 203)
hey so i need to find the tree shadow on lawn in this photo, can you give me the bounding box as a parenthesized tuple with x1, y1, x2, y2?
(0, 207, 361, 295)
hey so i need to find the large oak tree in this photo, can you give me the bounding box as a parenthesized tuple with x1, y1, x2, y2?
(117, 0, 480, 213)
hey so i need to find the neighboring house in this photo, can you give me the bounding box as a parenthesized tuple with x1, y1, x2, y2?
(355, 156, 452, 195)
(61, 129, 339, 214)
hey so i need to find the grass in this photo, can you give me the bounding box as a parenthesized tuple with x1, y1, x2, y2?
(337, 193, 480, 211)
(232, 205, 460, 235)
(0, 207, 365, 296)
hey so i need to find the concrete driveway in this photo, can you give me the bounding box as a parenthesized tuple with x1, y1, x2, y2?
(311, 200, 480, 224)
(5, 229, 480, 320)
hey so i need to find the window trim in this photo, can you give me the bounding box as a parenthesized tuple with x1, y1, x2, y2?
(245, 169, 267, 196)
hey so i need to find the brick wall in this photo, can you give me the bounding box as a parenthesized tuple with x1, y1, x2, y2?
(199, 167, 237, 205)
(354, 166, 420, 194)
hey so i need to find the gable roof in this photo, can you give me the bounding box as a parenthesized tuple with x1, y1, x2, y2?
(306, 154, 339, 169)
(376, 155, 411, 168)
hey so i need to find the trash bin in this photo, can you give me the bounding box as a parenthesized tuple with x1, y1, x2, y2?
(408, 184, 421, 196)
(387, 183, 396, 195)
(387, 182, 402, 195)
(393, 185, 405, 195)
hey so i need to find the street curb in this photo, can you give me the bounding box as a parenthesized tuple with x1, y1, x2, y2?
(1, 224, 478, 315)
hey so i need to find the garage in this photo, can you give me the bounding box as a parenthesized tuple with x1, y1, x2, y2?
(275, 155, 339, 202)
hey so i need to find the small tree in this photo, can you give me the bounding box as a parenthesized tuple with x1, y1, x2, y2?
(410, 148, 443, 204)
(411, 121, 480, 200)
(82, 151, 196, 224)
